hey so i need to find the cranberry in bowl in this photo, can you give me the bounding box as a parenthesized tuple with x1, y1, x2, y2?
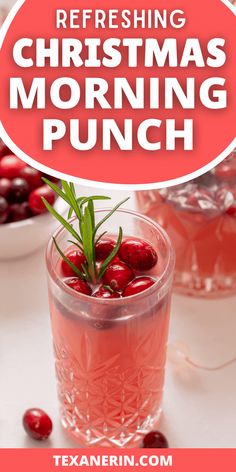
(0, 145, 67, 259)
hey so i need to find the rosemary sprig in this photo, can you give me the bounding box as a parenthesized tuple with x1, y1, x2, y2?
(42, 196, 82, 244)
(42, 179, 129, 284)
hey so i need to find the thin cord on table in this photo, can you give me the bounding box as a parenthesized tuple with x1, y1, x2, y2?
(185, 356, 236, 371)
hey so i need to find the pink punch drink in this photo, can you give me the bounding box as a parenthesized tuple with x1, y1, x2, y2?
(136, 150, 236, 298)
(46, 209, 174, 447)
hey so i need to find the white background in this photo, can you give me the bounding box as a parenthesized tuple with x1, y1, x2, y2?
(0, 188, 236, 448)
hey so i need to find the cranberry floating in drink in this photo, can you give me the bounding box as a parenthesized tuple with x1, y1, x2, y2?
(45, 183, 175, 447)
(95, 238, 116, 261)
(93, 285, 121, 299)
(136, 150, 236, 298)
(61, 248, 87, 277)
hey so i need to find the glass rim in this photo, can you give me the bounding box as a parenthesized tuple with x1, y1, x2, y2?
(46, 208, 175, 305)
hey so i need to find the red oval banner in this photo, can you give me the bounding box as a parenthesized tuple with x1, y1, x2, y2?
(0, 0, 235, 188)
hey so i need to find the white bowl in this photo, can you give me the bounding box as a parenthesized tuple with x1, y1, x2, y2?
(0, 198, 68, 260)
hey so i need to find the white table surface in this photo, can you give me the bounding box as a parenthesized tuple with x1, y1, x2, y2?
(0, 188, 236, 449)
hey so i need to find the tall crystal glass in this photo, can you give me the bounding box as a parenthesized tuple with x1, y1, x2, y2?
(46, 209, 175, 447)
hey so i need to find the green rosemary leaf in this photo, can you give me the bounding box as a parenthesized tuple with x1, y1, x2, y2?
(95, 231, 108, 245)
(103, 285, 114, 293)
(61, 180, 70, 193)
(70, 182, 76, 195)
(52, 237, 85, 279)
(68, 207, 73, 219)
(67, 189, 74, 216)
(88, 199, 95, 232)
(68, 184, 79, 219)
(61, 180, 82, 221)
(81, 206, 94, 268)
(77, 196, 110, 230)
(79, 218, 83, 240)
(67, 240, 83, 252)
(78, 196, 88, 211)
(88, 199, 97, 277)
(94, 197, 130, 237)
(42, 197, 82, 243)
(60, 180, 69, 194)
(42, 178, 79, 222)
(81, 262, 91, 281)
(98, 227, 123, 279)
(42, 178, 71, 206)
(79, 196, 111, 207)
(68, 196, 87, 219)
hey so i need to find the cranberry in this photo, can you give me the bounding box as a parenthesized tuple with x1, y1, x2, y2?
(19, 166, 43, 190)
(9, 202, 32, 222)
(142, 431, 169, 449)
(103, 261, 134, 291)
(0, 140, 12, 158)
(0, 155, 26, 179)
(0, 178, 11, 198)
(119, 238, 158, 271)
(93, 286, 121, 298)
(103, 254, 120, 264)
(61, 248, 86, 277)
(9, 178, 29, 203)
(0, 196, 9, 223)
(95, 238, 116, 261)
(28, 185, 55, 214)
(123, 277, 155, 297)
(65, 278, 92, 295)
(23, 408, 53, 440)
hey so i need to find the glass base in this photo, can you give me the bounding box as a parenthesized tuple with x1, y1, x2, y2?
(174, 271, 236, 299)
(60, 408, 162, 447)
